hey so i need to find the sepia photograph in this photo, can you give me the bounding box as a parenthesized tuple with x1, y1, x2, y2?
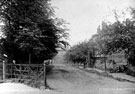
(0, 0, 135, 94)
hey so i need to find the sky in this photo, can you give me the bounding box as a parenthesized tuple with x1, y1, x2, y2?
(51, 0, 135, 46)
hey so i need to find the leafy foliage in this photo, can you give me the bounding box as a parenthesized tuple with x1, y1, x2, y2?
(90, 9, 135, 66)
(0, 0, 69, 64)
(65, 41, 95, 64)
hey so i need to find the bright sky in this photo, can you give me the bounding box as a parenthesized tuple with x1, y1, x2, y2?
(51, 0, 135, 46)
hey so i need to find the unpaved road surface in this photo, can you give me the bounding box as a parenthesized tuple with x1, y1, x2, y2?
(47, 51, 135, 94)
(0, 51, 135, 94)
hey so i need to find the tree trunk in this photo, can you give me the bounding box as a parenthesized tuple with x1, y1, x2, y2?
(104, 58, 107, 72)
(29, 53, 31, 64)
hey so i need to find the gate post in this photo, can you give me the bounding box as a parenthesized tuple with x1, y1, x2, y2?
(44, 61, 47, 89)
(3, 61, 6, 82)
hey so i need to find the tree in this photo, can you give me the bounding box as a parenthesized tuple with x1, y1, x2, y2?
(0, 0, 69, 64)
(64, 40, 96, 68)
(91, 9, 135, 66)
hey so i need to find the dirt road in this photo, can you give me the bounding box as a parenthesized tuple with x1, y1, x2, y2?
(47, 51, 135, 94)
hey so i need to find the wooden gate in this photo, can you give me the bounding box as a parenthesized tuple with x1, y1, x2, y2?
(6, 64, 44, 80)
(94, 56, 107, 71)
(0, 60, 52, 88)
(87, 51, 107, 71)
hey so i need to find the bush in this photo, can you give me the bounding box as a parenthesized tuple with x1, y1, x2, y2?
(126, 65, 135, 76)
(108, 65, 128, 73)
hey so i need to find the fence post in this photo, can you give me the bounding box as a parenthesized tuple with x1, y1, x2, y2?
(44, 62, 47, 89)
(87, 51, 90, 67)
(3, 61, 6, 82)
(104, 57, 107, 72)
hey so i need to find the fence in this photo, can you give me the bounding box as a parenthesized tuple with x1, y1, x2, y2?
(0, 59, 52, 88)
(72, 54, 128, 73)
(72, 56, 108, 72)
